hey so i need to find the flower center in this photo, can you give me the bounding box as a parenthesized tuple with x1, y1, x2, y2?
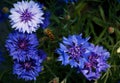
(18, 40, 28, 50)
(21, 59, 35, 71)
(89, 54, 98, 65)
(67, 45, 85, 61)
(20, 9, 32, 22)
(85, 53, 99, 72)
(23, 62, 32, 70)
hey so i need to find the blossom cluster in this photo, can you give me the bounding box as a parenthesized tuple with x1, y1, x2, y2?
(56, 34, 110, 81)
(4, 0, 110, 82)
(5, 0, 49, 81)
(5, 32, 47, 81)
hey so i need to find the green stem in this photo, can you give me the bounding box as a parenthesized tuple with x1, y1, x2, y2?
(65, 69, 73, 79)
(44, 64, 57, 77)
(111, 40, 120, 55)
(4, 0, 13, 5)
(95, 27, 108, 44)
(0, 69, 11, 80)
(61, 69, 73, 83)
(34, 80, 36, 83)
(94, 80, 98, 83)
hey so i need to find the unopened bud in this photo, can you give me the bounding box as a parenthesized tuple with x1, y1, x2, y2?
(43, 6, 47, 10)
(65, 15, 70, 20)
(2, 7, 9, 13)
(47, 57, 52, 61)
(117, 47, 120, 53)
(108, 27, 114, 34)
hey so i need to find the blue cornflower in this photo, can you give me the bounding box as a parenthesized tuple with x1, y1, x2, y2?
(13, 58, 42, 81)
(57, 34, 91, 68)
(40, 11, 50, 29)
(80, 44, 110, 80)
(63, 0, 78, 3)
(5, 31, 39, 61)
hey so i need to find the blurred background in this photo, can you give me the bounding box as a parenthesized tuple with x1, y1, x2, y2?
(0, 0, 120, 83)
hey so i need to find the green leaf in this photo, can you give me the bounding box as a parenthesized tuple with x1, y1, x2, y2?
(92, 16, 108, 27)
(99, 6, 106, 22)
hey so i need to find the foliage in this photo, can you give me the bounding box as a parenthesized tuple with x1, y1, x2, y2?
(0, 0, 120, 83)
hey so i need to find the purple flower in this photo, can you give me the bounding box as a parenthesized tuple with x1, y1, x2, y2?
(5, 31, 39, 61)
(13, 58, 42, 81)
(80, 44, 110, 80)
(56, 34, 90, 68)
(9, 1, 44, 33)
